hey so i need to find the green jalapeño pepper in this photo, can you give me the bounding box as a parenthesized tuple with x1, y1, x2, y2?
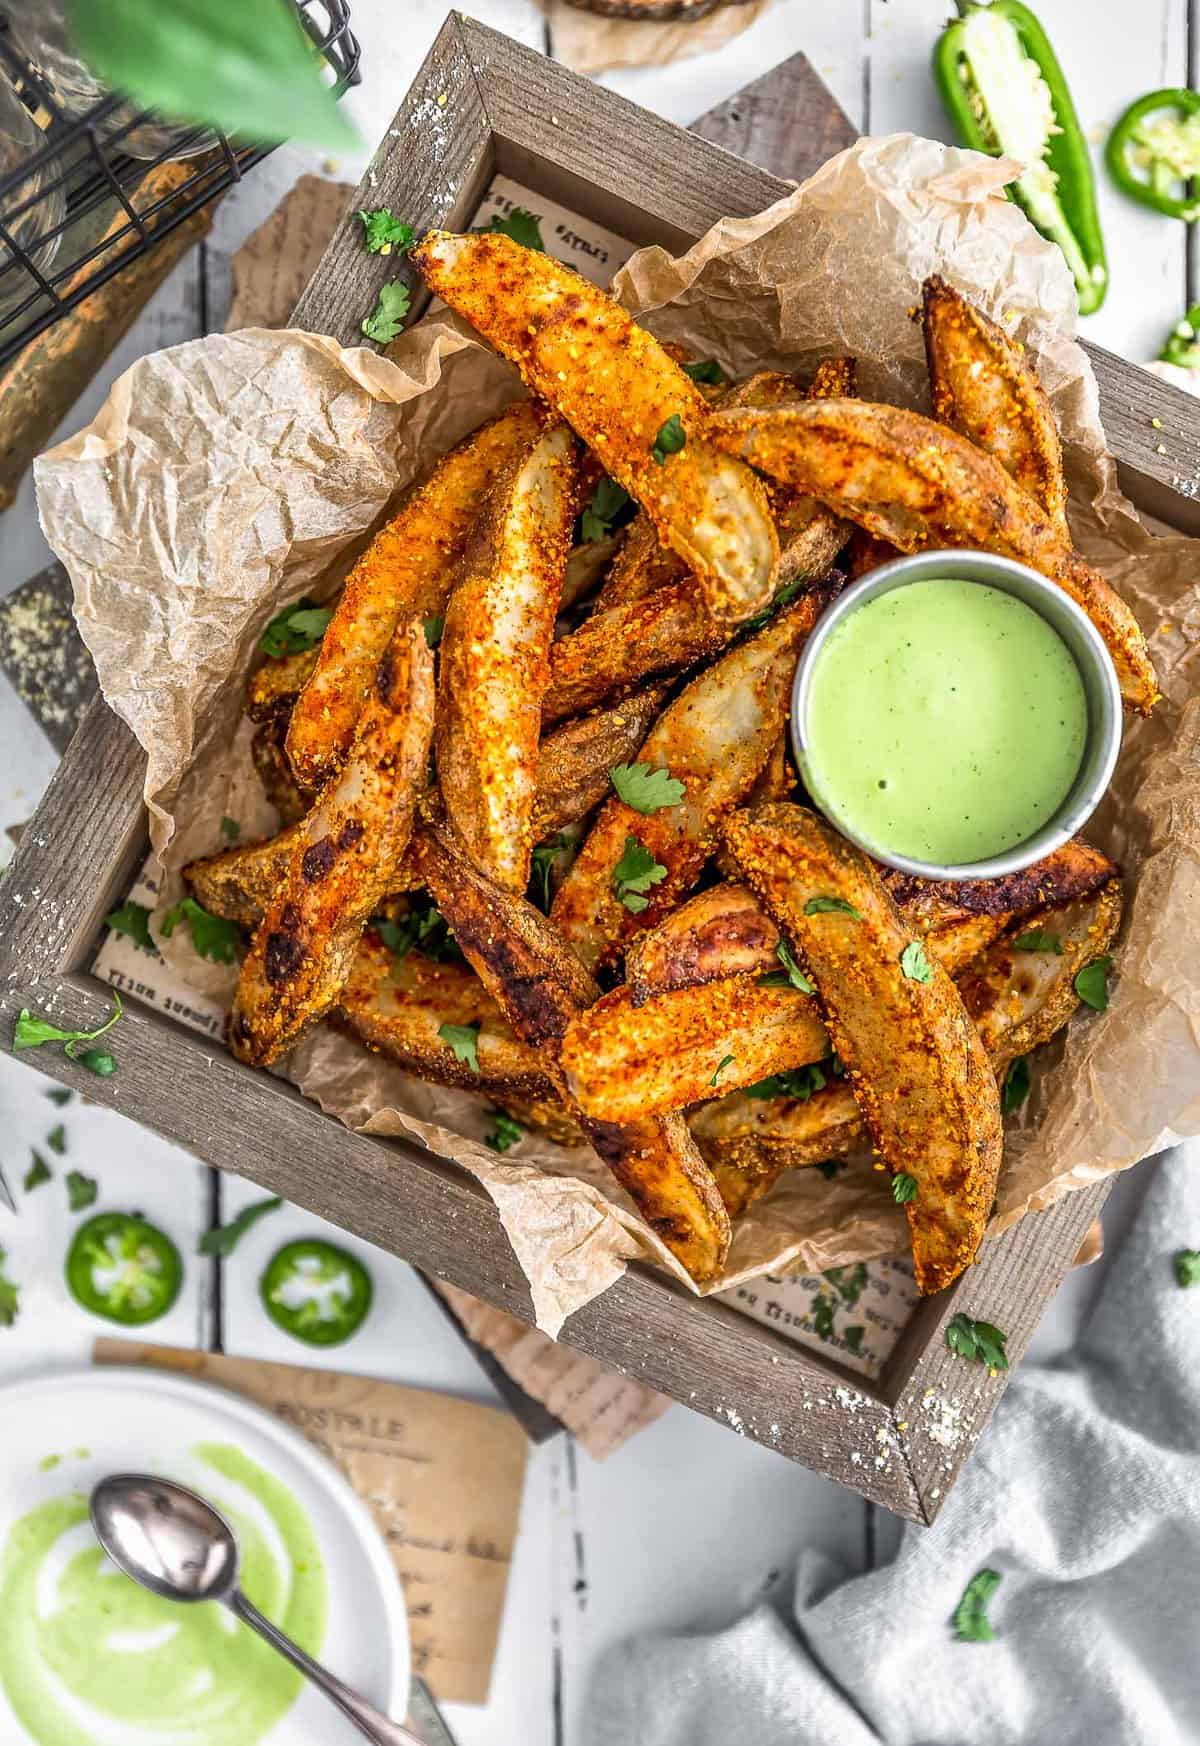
(1107, 90, 1200, 221)
(259, 1239, 373, 1346)
(1159, 302, 1200, 370)
(933, 1, 1108, 314)
(66, 1213, 183, 1325)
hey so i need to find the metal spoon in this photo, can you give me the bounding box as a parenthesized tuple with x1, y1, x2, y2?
(90, 1473, 422, 1746)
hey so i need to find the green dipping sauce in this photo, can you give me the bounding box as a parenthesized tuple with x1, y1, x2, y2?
(0, 1443, 326, 1746)
(802, 578, 1088, 865)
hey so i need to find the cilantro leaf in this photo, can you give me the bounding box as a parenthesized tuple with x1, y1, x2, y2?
(220, 815, 241, 842)
(423, 614, 444, 649)
(952, 1568, 1002, 1643)
(0, 1249, 19, 1329)
(45, 1088, 72, 1108)
(759, 940, 815, 994)
(46, 1124, 66, 1157)
(160, 897, 240, 965)
(816, 1158, 847, 1180)
(485, 1111, 525, 1154)
(372, 897, 461, 968)
(1074, 956, 1113, 1012)
(439, 1022, 481, 1074)
(105, 899, 154, 951)
(65, 1170, 98, 1213)
(612, 836, 667, 914)
(13, 994, 122, 1075)
(24, 1151, 51, 1193)
(744, 1063, 827, 1101)
(650, 413, 686, 466)
(358, 208, 414, 255)
(259, 598, 334, 657)
(710, 1054, 734, 1088)
(900, 940, 934, 984)
(945, 1312, 1009, 1370)
(198, 1195, 282, 1259)
(824, 1263, 867, 1305)
(844, 1325, 865, 1354)
(480, 207, 545, 251)
(743, 573, 808, 634)
(804, 895, 860, 918)
(530, 835, 569, 912)
(682, 359, 727, 385)
(609, 762, 686, 815)
(1012, 927, 1061, 954)
(361, 280, 412, 344)
(892, 1172, 918, 1204)
(810, 1293, 835, 1340)
(579, 476, 631, 544)
(1174, 1249, 1200, 1288)
(1001, 1055, 1031, 1115)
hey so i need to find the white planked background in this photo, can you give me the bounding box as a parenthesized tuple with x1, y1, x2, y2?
(0, 2, 1180, 1740)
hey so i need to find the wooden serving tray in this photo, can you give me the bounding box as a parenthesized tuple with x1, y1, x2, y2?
(3, 17, 1197, 1521)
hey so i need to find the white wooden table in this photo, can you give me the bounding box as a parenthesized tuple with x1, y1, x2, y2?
(0, 3, 1180, 1740)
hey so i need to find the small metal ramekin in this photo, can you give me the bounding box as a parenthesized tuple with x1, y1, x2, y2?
(789, 548, 1123, 882)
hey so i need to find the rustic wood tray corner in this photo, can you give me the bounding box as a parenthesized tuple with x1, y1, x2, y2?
(3, 12, 1196, 1522)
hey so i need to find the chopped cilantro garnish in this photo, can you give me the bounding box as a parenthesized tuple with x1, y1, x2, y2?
(438, 1022, 481, 1074)
(744, 1063, 826, 1101)
(743, 573, 809, 634)
(1001, 1055, 1031, 1114)
(160, 897, 240, 965)
(105, 900, 154, 951)
(612, 836, 667, 914)
(485, 1110, 525, 1154)
(372, 898, 461, 967)
(423, 614, 444, 649)
(650, 413, 686, 465)
(361, 280, 412, 344)
(579, 476, 631, 544)
(900, 940, 934, 983)
(815, 1158, 847, 1180)
(480, 207, 545, 251)
(824, 1263, 868, 1305)
(530, 835, 569, 912)
(609, 762, 686, 815)
(843, 1325, 865, 1354)
(24, 1151, 51, 1193)
(358, 208, 414, 255)
(1074, 956, 1113, 1012)
(66, 1170, 98, 1213)
(220, 815, 241, 842)
(259, 597, 334, 657)
(759, 940, 815, 994)
(13, 994, 122, 1077)
(945, 1312, 1009, 1370)
(804, 895, 860, 918)
(46, 1124, 66, 1157)
(45, 1088, 72, 1108)
(682, 359, 727, 385)
(892, 1172, 918, 1204)
(710, 1054, 734, 1087)
(1012, 927, 1061, 954)
(1174, 1249, 1200, 1288)
(952, 1568, 1002, 1643)
(198, 1195, 282, 1259)
(0, 1249, 19, 1329)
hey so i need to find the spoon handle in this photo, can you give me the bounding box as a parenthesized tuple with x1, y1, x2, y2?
(229, 1589, 423, 1746)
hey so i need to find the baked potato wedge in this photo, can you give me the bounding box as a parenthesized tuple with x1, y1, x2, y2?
(286, 401, 541, 791)
(709, 397, 1157, 713)
(413, 822, 731, 1283)
(410, 230, 779, 623)
(543, 580, 728, 724)
(230, 618, 434, 1066)
(437, 418, 579, 890)
(721, 802, 1003, 1294)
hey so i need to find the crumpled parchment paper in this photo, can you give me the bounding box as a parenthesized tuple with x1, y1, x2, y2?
(542, 0, 768, 76)
(35, 135, 1200, 1336)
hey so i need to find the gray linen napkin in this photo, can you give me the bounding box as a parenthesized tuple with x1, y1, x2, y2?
(585, 1148, 1199, 1746)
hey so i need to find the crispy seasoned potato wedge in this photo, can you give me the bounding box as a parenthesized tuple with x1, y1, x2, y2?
(809, 357, 857, 400)
(596, 513, 687, 610)
(722, 803, 1003, 1294)
(709, 398, 1157, 713)
(437, 420, 579, 890)
(247, 649, 318, 725)
(881, 837, 1117, 921)
(230, 619, 435, 1066)
(286, 402, 541, 792)
(251, 720, 308, 826)
(410, 231, 779, 623)
(694, 881, 1123, 1215)
(187, 821, 306, 928)
(562, 530, 624, 609)
(550, 585, 837, 973)
(626, 881, 781, 999)
(413, 823, 730, 1283)
(335, 937, 556, 1098)
(543, 580, 728, 724)
(845, 527, 902, 579)
(923, 274, 1068, 535)
(491, 1089, 584, 1147)
(532, 685, 668, 842)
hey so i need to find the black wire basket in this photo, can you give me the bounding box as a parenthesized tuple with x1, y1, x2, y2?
(0, 1, 361, 367)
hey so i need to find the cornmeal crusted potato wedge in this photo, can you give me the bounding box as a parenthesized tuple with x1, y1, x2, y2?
(230, 619, 434, 1066)
(542, 581, 728, 724)
(437, 419, 579, 890)
(694, 881, 1123, 1216)
(335, 936, 556, 1100)
(721, 803, 1003, 1294)
(551, 585, 836, 974)
(250, 721, 308, 826)
(709, 398, 1158, 713)
(247, 649, 318, 725)
(922, 274, 1068, 536)
(413, 823, 731, 1283)
(286, 401, 541, 791)
(410, 230, 779, 623)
